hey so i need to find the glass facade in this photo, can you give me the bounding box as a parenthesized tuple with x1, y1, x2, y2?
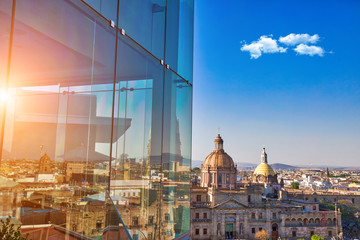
(0, 0, 193, 239)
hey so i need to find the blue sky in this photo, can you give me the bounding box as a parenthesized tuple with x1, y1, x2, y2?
(192, 0, 360, 167)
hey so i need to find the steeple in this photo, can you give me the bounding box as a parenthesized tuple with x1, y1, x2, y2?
(261, 147, 267, 163)
(214, 134, 223, 151)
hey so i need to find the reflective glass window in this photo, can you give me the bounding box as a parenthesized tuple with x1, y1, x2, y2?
(118, 0, 166, 60)
(0, 0, 12, 163)
(3, 0, 118, 238)
(161, 69, 192, 237)
(165, 0, 194, 83)
(111, 33, 165, 238)
(82, 0, 118, 22)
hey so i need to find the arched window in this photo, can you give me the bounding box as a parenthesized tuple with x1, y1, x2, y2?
(218, 174, 222, 184)
(297, 218, 302, 225)
(303, 218, 308, 226)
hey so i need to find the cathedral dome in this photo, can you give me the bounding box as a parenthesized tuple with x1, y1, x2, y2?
(253, 162, 275, 176)
(202, 134, 234, 169)
(253, 147, 275, 176)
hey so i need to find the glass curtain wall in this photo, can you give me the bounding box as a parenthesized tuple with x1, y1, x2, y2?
(0, 0, 193, 239)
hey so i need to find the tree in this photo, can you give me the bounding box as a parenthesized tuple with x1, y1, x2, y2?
(255, 229, 269, 240)
(311, 234, 324, 240)
(291, 181, 300, 189)
(0, 216, 29, 240)
(191, 167, 201, 175)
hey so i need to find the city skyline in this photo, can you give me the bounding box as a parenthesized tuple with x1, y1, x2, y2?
(192, 0, 360, 167)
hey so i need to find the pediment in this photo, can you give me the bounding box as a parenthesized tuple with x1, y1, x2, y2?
(214, 199, 248, 209)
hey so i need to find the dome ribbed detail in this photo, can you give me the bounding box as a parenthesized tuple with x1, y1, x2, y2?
(253, 162, 275, 176)
(203, 150, 234, 169)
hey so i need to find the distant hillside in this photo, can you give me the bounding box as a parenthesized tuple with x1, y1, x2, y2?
(235, 162, 258, 169)
(191, 160, 358, 170)
(270, 163, 299, 170)
(191, 160, 258, 169)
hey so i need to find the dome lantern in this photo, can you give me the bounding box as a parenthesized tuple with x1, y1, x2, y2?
(214, 134, 223, 151)
(261, 147, 267, 163)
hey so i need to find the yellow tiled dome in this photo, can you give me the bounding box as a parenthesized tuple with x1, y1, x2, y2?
(253, 162, 275, 176)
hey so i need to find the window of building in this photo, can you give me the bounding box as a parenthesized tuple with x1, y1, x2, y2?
(328, 231, 332, 237)
(258, 212, 263, 219)
(203, 228, 207, 235)
(252, 228, 255, 234)
(164, 213, 169, 221)
(226, 174, 230, 184)
(352, 198, 355, 204)
(305, 197, 308, 201)
(195, 213, 200, 219)
(310, 231, 314, 236)
(132, 217, 138, 226)
(313, 205, 316, 210)
(314, 198, 317, 202)
(148, 216, 154, 224)
(195, 229, 199, 235)
(239, 223, 243, 234)
(272, 212, 276, 219)
(218, 174, 222, 184)
(292, 231, 296, 237)
(203, 212, 207, 219)
(259, 227, 262, 231)
(196, 195, 201, 202)
(248, 195, 251, 203)
(96, 221, 102, 230)
(251, 212, 255, 219)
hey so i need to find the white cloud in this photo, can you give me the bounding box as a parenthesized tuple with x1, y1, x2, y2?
(279, 33, 319, 46)
(294, 44, 325, 56)
(241, 36, 287, 59)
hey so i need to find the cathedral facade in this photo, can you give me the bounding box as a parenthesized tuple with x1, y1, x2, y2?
(191, 135, 342, 240)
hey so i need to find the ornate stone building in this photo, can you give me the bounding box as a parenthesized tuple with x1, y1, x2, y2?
(191, 135, 343, 240)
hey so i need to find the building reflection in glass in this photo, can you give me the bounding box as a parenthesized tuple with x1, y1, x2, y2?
(0, 0, 193, 239)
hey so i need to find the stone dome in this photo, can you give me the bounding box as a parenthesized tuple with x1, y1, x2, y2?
(253, 147, 275, 176)
(202, 134, 235, 169)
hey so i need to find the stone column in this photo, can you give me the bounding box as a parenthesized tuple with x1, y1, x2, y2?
(244, 213, 249, 237)
(235, 213, 240, 238)
(280, 213, 286, 238)
(266, 204, 271, 234)
(221, 213, 225, 236)
(212, 210, 217, 238)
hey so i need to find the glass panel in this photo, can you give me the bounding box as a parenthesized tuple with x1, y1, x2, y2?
(0, 0, 12, 165)
(82, 0, 118, 22)
(2, 0, 119, 238)
(162, 69, 192, 237)
(0, 0, 193, 239)
(118, 0, 166, 60)
(165, 0, 194, 83)
(111, 33, 165, 239)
